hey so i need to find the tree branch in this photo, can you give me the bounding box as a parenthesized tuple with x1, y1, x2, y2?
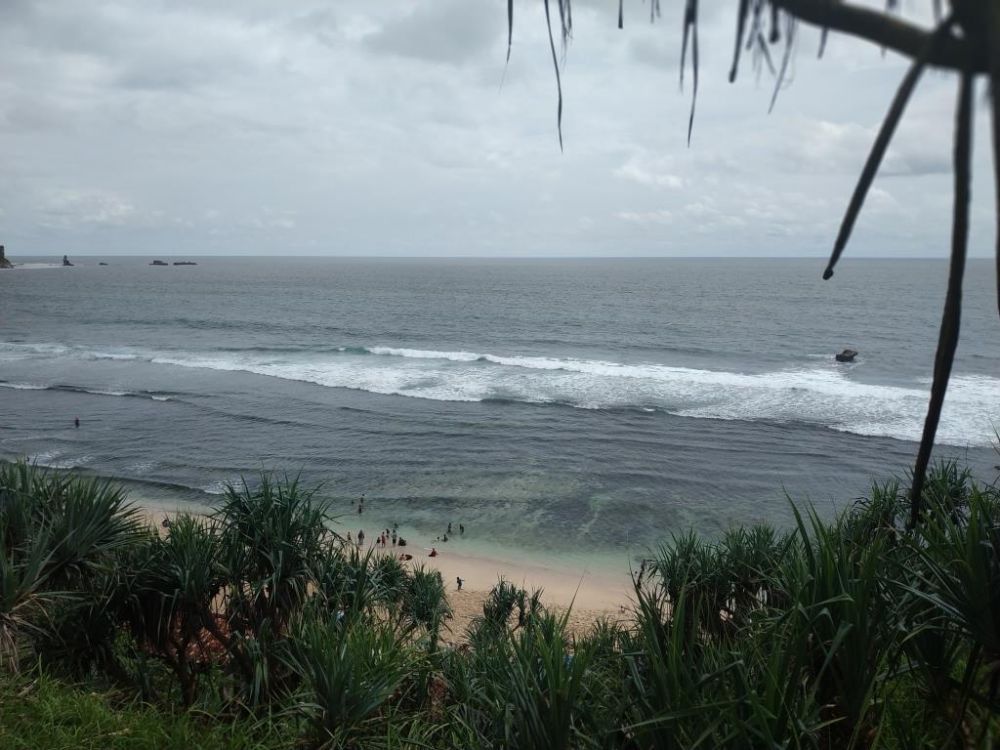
(909, 71, 973, 527)
(771, 0, 985, 73)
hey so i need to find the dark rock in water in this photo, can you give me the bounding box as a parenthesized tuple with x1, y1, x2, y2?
(150, 259, 169, 266)
(835, 349, 858, 363)
(0, 245, 11, 269)
(173, 261, 197, 266)
(62, 254, 73, 267)
(98, 262, 108, 266)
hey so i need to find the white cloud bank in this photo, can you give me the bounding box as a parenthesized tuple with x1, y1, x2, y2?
(0, 0, 993, 257)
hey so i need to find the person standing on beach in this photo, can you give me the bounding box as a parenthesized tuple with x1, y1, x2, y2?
(358, 529, 365, 546)
(456, 576, 463, 591)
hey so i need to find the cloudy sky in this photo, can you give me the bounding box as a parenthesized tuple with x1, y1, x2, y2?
(0, 0, 993, 257)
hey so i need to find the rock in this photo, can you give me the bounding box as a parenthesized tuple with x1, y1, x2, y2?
(172, 261, 197, 266)
(98, 262, 108, 266)
(835, 349, 858, 363)
(62, 254, 73, 267)
(0, 245, 11, 269)
(150, 259, 169, 266)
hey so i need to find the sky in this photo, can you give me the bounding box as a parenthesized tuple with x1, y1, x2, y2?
(0, 0, 994, 258)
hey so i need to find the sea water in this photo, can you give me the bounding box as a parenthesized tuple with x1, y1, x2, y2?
(1, 257, 997, 560)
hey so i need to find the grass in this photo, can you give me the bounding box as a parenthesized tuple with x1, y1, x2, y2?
(0, 671, 289, 750)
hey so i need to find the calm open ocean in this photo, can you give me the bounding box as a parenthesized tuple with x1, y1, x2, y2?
(1, 257, 997, 555)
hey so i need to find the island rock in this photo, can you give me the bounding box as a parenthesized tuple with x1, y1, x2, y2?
(0, 245, 11, 269)
(835, 349, 858, 363)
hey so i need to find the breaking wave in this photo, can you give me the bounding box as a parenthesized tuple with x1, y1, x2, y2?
(2, 341, 997, 447)
(0, 379, 174, 401)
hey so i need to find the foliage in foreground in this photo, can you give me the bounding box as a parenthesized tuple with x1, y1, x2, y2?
(2, 460, 1000, 748)
(0, 670, 289, 750)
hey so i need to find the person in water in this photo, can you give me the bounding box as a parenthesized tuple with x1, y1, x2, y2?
(74, 417, 80, 428)
(429, 547, 438, 558)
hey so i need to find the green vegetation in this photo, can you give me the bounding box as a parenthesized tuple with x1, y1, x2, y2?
(2, 460, 1000, 748)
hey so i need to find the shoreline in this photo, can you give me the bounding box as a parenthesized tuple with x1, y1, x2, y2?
(138, 500, 635, 639)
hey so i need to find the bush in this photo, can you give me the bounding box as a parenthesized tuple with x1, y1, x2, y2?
(2, 460, 999, 748)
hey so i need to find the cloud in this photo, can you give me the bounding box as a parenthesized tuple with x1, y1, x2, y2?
(617, 209, 673, 224)
(615, 156, 683, 188)
(0, 0, 990, 258)
(40, 188, 136, 228)
(364, 1, 500, 65)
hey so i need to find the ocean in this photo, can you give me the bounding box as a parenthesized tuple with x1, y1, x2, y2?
(1, 257, 997, 563)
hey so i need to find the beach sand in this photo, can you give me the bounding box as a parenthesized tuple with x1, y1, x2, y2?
(398, 543, 634, 643)
(139, 502, 636, 642)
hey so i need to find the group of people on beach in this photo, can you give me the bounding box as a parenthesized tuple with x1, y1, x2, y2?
(434, 521, 465, 544)
(347, 523, 407, 549)
(349, 494, 473, 578)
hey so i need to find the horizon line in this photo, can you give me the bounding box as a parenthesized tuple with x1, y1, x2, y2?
(3, 253, 985, 261)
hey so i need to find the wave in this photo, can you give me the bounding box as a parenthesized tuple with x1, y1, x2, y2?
(0, 380, 175, 402)
(24, 449, 95, 470)
(3, 340, 998, 447)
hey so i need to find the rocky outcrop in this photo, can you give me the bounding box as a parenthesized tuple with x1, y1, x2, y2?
(835, 349, 858, 363)
(173, 261, 197, 266)
(150, 259, 169, 266)
(0, 245, 11, 269)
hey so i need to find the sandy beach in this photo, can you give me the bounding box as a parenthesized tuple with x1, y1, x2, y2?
(138, 501, 635, 642)
(392, 542, 634, 642)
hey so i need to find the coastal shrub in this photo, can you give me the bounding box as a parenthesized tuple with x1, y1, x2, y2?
(2, 460, 1000, 748)
(400, 565, 451, 653)
(312, 545, 383, 625)
(281, 612, 413, 747)
(117, 516, 227, 706)
(0, 461, 140, 673)
(215, 474, 335, 706)
(218, 474, 332, 636)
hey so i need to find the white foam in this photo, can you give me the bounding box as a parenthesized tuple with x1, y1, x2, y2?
(26, 450, 93, 469)
(4, 339, 999, 446)
(368, 346, 480, 362)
